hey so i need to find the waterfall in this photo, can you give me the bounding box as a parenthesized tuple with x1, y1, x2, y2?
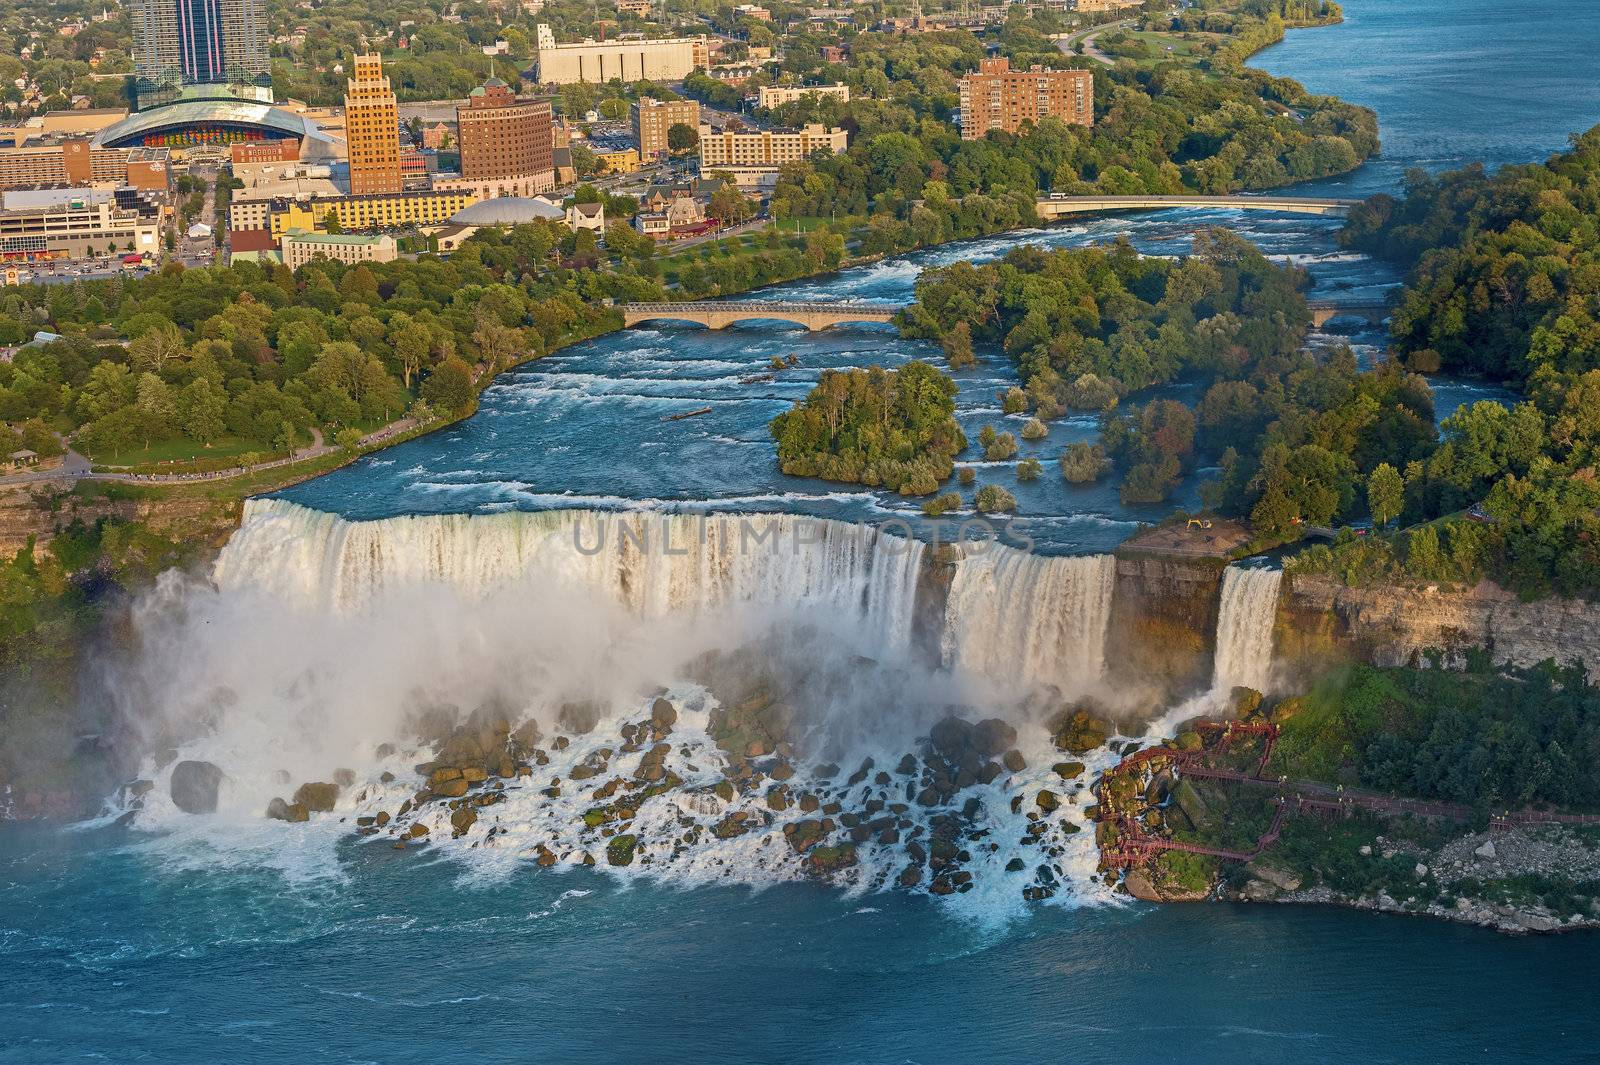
(1211, 563, 1283, 695)
(216, 500, 927, 652)
(940, 546, 1115, 692)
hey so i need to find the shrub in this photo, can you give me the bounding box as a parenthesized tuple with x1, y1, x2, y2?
(975, 484, 1017, 514)
(1061, 442, 1109, 484)
(984, 431, 1018, 461)
(1017, 457, 1042, 481)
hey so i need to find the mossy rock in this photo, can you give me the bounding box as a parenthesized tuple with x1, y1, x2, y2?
(711, 813, 752, 840)
(1052, 761, 1086, 780)
(1231, 687, 1264, 720)
(1050, 706, 1112, 754)
(607, 834, 638, 866)
(1175, 730, 1204, 752)
(807, 843, 857, 875)
(1172, 779, 1210, 829)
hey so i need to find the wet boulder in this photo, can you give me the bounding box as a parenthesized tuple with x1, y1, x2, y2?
(293, 781, 340, 813)
(169, 760, 225, 814)
(265, 797, 309, 822)
(558, 701, 602, 735)
(650, 698, 678, 729)
(510, 718, 543, 757)
(973, 719, 1018, 758)
(928, 716, 974, 761)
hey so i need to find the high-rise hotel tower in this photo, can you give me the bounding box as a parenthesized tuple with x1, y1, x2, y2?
(128, 0, 272, 108)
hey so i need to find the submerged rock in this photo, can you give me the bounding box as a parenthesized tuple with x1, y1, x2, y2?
(169, 760, 224, 814)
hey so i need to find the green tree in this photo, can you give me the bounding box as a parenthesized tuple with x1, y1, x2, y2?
(1367, 462, 1404, 528)
(667, 122, 698, 154)
(176, 377, 227, 444)
(942, 321, 976, 370)
(422, 357, 475, 414)
(975, 484, 1018, 514)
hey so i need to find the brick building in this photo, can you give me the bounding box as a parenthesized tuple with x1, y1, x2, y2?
(632, 96, 700, 159)
(456, 77, 554, 182)
(958, 58, 1093, 140)
(344, 54, 402, 195)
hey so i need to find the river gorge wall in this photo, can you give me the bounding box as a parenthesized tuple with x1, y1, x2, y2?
(1278, 574, 1600, 677)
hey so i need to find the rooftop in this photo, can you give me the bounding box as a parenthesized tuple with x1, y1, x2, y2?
(93, 99, 332, 150)
(450, 196, 565, 225)
(283, 229, 395, 245)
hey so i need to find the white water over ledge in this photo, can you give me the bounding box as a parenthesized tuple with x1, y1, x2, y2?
(217, 500, 1128, 686)
(218, 499, 927, 652)
(1211, 563, 1283, 695)
(942, 549, 1116, 692)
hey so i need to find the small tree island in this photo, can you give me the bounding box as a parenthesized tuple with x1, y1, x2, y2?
(769, 361, 966, 495)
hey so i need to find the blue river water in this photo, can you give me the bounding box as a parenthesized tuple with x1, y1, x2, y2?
(5, 1, 1600, 1060)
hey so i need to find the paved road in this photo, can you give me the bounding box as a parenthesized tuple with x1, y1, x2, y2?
(1060, 19, 1136, 66)
(0, 448, 91, 488)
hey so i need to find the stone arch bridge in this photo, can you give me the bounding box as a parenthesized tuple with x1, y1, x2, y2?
(619, 301, 903, 332)
(1034, 194, 1361, 219)
(1307, 300, 1391, 328)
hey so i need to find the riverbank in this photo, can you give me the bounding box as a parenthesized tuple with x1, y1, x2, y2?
(1095, 687, 1600, 935)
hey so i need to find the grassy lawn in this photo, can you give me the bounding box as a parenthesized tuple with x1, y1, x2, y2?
(1129, 31, 1218, 58)
(80, 435, 263, 469)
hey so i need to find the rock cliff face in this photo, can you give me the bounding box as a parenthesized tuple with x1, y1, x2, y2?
(1281, 575, 1600, 675)
(1105, 554, 1226, 702)
(0, 486, 240, 557)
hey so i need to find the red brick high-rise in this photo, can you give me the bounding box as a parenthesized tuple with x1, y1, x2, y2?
(958, 58, 1093, 140)
(456, 77, 554, 182)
